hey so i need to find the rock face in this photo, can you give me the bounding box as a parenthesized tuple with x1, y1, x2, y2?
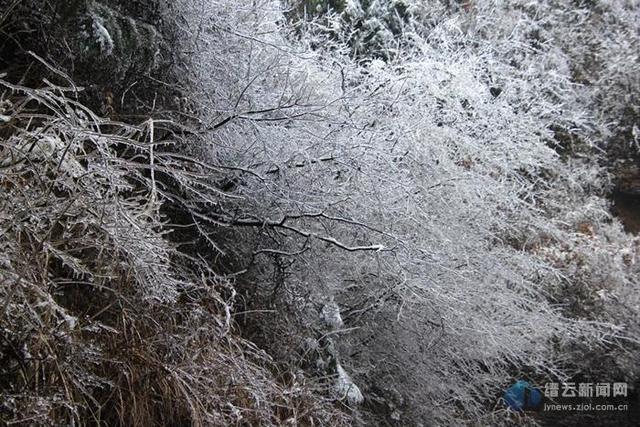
(608, 154, 640, 234)
(612, 191, 640, 234)
(613, 160, 640, 196)
(609, 147, 640, 234)
(603, 92, 639, 232)
(604, 85, 640, 195)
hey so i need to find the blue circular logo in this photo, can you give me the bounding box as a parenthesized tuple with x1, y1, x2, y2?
(503, 380, 543, 411)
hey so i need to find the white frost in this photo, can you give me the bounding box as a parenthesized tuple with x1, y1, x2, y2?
(335, 363, 364, 405)
(344, 0, 364, 18)
(321, 299, 343, 330)
(92, 19, 114, 56)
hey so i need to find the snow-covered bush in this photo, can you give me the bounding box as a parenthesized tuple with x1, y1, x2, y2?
(2, 0, 639, 425)
(0, 74, 347, 426)
(168, 0, 639, 424)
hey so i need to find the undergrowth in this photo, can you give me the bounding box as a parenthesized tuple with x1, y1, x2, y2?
(0, 73, 347, 426)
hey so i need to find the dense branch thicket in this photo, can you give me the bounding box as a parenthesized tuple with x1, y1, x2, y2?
(1, 0, 639, 426)
(0, 75, 350, 425)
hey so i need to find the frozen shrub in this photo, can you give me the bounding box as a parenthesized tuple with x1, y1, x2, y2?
(169, 0, 639, 424)
(0, 74, 348, 426)
(2, 0, 639, 425)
